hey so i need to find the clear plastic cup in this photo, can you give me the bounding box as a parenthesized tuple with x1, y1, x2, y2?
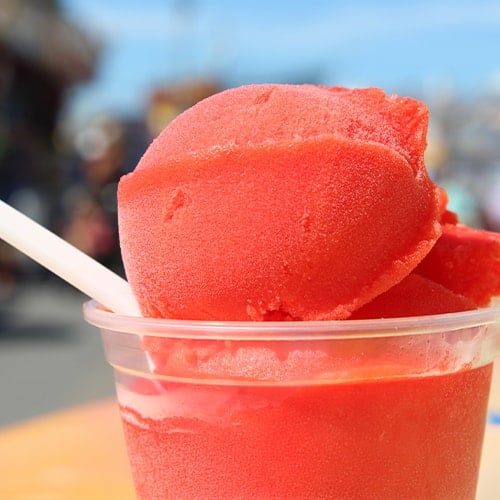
(84, 301, 500, 500)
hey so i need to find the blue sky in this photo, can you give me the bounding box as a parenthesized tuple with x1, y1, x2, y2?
(60, 0, 500, 122)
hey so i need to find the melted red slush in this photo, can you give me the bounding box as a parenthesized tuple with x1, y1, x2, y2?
(120, 364, 492, 499)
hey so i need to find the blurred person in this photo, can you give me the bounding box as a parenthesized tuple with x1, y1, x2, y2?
(61, 196, 116, 264)
(483, 174, 500, 232)
(77, 116, 125, 194)
(60, 116, 127, 273)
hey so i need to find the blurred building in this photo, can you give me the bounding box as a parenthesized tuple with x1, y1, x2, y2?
(0, 0, 99, 290)
(0, 0, 99, 209)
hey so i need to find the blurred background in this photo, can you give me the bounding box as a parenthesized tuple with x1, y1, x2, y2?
(1, 0, 500, 426)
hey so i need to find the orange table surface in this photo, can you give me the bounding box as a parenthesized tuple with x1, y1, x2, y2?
(0, 400, 134, 500)
(0, 399, 499, 499)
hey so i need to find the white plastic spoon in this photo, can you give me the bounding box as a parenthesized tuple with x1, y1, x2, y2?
(0, 199, 141, 316)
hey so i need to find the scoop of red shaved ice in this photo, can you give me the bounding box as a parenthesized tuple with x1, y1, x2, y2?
(350, 273, 477, 319)
(135, 85, 429, 177)
(416, 223, 500, 307)
(118, 84, 447, 321)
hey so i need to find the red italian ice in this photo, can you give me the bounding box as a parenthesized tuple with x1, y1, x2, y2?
(118, 84, 443, 320)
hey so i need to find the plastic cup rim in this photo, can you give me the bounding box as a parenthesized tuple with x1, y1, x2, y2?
(83, 300, 500, 341)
